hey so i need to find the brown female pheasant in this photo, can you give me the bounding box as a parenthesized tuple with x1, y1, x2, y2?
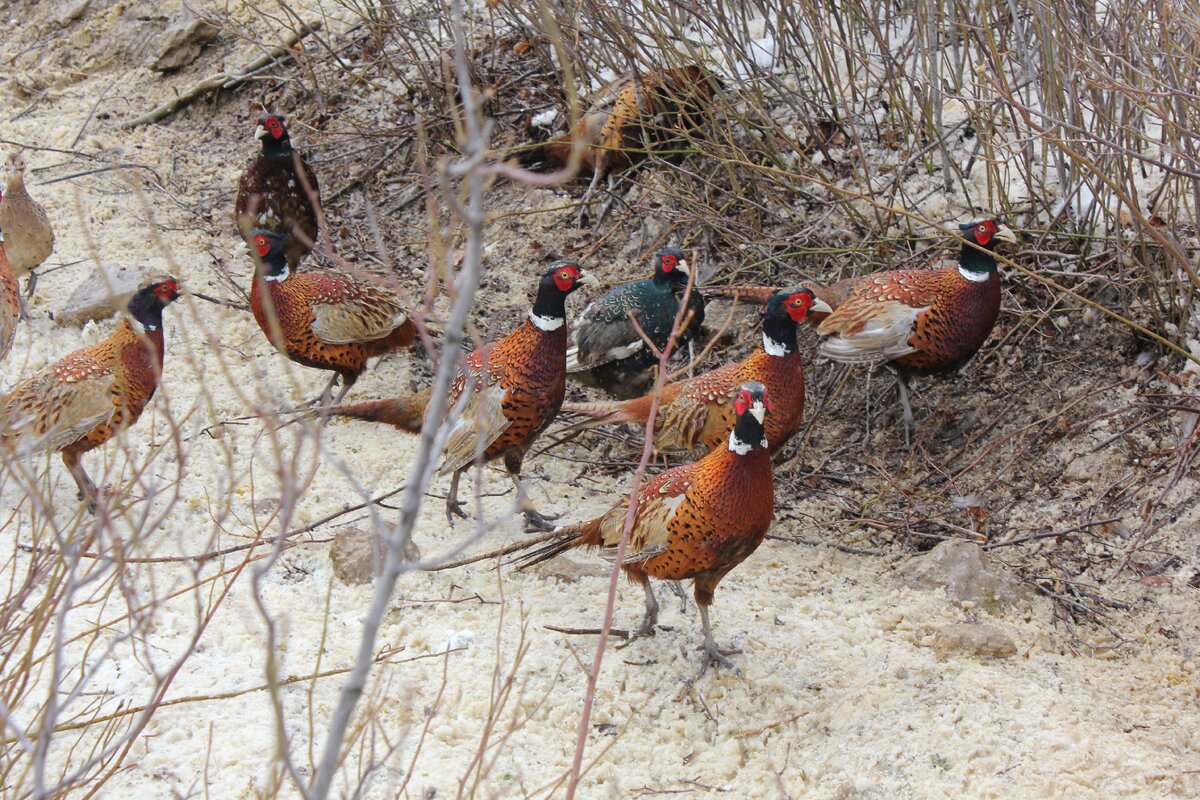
(514, 381, 775, 676)
(709, 219, 1018, 430)
(330, 262, 597, 526)
(235, 113, 321, 267)
(562, 287, 830, 453)
(0, 150, 55, 303)
(0, 246, 18, 362)
(522, 66, 722, 222)
(1, 278, 181, 512)
(248, 230, 416, 406)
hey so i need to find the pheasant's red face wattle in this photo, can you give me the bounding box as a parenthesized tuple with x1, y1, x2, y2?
(660, 253, 678, 272)
(733, 389, 752, 416)
(553, 266, 580, 292)
(786, 291, 813, 322)
(264, 117, 285, 139)
(972, 220, 996, 246)
(254, 236, 272, 258)
(153, 280, 179, 301)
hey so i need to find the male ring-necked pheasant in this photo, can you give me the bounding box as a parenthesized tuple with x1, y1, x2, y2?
(248, 230, 416, 406)
(0, 150, 55, 305)
(1, 278, 181, 512)
(0, 246, 19, 361)
(521, 66, 722, 223)
(709, 219, 1018, 431)
(567, 247, 706, 399)
(330, 262, 597, 526)
(514, 381, 775, 676)
(562, 287, 829, 454)
(235, 113, 321, 267)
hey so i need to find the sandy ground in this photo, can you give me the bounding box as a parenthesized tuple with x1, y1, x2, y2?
(1, 2, 1199, 798)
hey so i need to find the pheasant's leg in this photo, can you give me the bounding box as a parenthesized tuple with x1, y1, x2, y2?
(63, 451, 98, 514)
(895, 373, 914, 447)
(511, 470, 560, 531)
(16, 293, 30, 321)
(331, 376, 354, 406)
(445, 468, 467, 523)
(578, 170, 604, 227)
(687, 341, 696, 378)
(667, 579, 689, 612)
(592, 174, 618, 229)
(616, 574, 659, 649)
(694, 602, 742, 679)
(24, 271, 37, 300)
(310, 374, 339, 408)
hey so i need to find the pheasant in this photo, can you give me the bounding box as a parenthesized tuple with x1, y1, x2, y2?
(0, 246, 18, 362)
(514, 381, 775, 676)
(562, 288, 830, 453)
(566, 247, 706, 399)
(708, 219, 1018, 432)
(235, 113, 321, 267)
(521, 66, 722, 223)
(248, 230, 416, 406)
(330, 262, 597, 526)
(0, 150, 55, 304)
(1, 278, 181, 512)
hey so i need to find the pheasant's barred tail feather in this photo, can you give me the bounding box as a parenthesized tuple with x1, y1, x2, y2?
(509, 518, 602, 571)
(329, 389, 432, 434)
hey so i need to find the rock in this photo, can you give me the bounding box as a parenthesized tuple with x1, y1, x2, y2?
(149, 12, 218, 72)
(896, 539, 1030, 611)
(534, 555, 610, 583)
(329, 527, 384, 585)
(58, 264, 150, 325)
(933, 623, 1017, 660)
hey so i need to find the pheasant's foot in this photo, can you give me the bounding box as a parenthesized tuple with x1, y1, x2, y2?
(523, 508, 560, 532)
(445, 498, 468, 525)
(694, 639, 743, 680)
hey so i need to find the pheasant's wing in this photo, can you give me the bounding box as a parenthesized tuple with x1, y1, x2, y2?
(815, 271, 942, 365)
(593, 464, 696, 563)
(2, 357, 114, 453)
(307, 273, 409, 345)
(436, 346, 510, 476)
(567, 284, 654, 371)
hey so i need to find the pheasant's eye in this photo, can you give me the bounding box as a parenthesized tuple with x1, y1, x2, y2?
(661, 254, 676, 271)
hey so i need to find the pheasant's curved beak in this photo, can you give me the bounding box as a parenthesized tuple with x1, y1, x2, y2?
(993, 224, 1018, 244)
(255, 125, 268, 140)
(677, 259, 691, 275)
(750, 401, 767, 423)
(811, 297, 833, 314)
(577, 271, 600, 288)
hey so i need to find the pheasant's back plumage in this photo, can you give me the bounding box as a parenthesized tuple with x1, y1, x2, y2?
(525, 66, 721, 178)
(439, 320, 569, 473)
(2, 320, 165, 458)
(0, 246, 18, 361)
(565, 349, 805, 453)
(558, 444, 774, 594)
(0, 168, 54, 278)
(236, 152, 320, 267)
(250, 269, 414, 383)
(569, 278, 706, 398)
(818, 267, 1000, 374)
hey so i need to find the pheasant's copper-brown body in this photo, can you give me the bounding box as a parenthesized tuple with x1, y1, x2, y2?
(517, 382, 775, 673)
(534, 66, 721, 178)
(1, 279, 180, 510)
(563, 288, 825, 453)
(248, 231, 414, 401)
(235, 114, 320, 267)
(0, 246, 18, 361)
(330, 262, 595, 524)
(0, 151, 55, 280)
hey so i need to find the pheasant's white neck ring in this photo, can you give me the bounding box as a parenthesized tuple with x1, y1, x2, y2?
(958, 265, 990, 283)
(265, 264, 291, 283)
(728, 431, 754, 455)
(129, 318, 157, 333)
(529, 312, 564, 332)
(762, 333, 791, 356)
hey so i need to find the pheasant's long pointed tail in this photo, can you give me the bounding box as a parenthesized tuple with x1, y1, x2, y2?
(328, 388, 433, 434)
(509, 518, 602, 571)
(704, 284, 776, 304)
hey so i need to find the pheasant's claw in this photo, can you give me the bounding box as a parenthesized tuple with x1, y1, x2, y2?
(614, 619, 657, 650)
(523, 509, 559, 532)
(445, 499, 467, 525)
(694, 640, 743, 681)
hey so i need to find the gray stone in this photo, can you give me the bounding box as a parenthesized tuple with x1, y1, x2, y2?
(933, 623, 1018, 660)
(149, 12, 218, 72)
(58, 264, 150, 326)
(896, 539, 1030, 611)
(329, 527, 384, 585)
